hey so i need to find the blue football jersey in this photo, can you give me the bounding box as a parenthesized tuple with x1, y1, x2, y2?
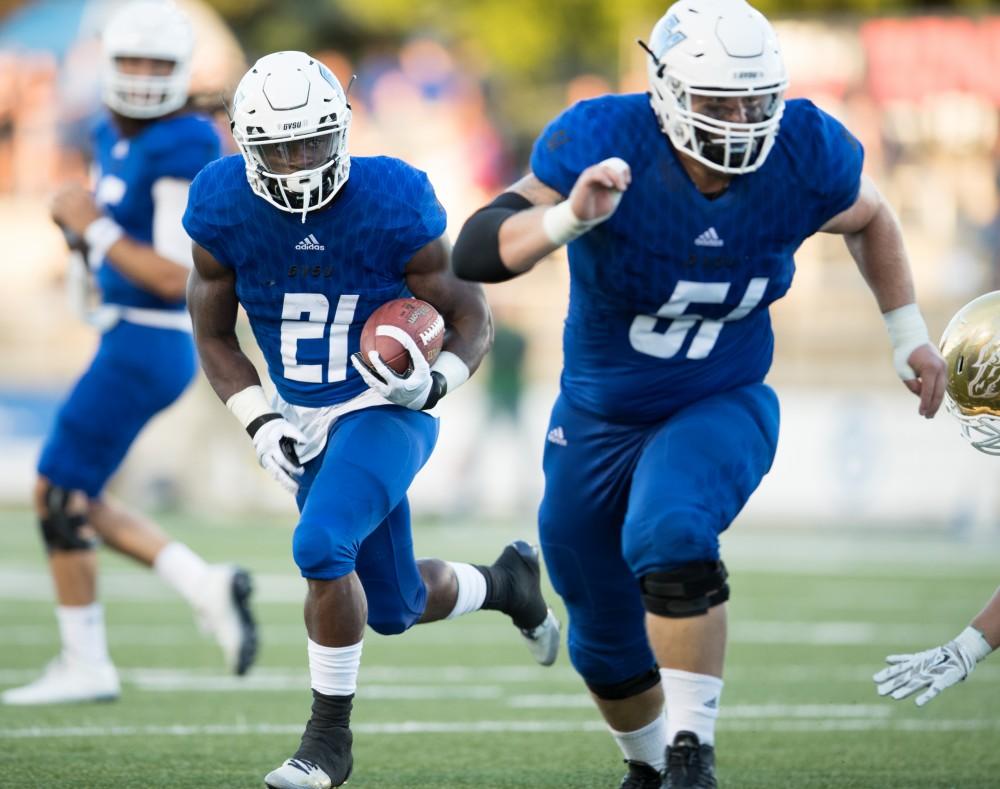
(530, 95, 864, 423)
(92, 112, 220, 311)
(183, 155, 447, 407)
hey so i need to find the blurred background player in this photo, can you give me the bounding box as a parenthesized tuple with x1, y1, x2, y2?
(452, 0, 947, 786)
(1, 0, 257, 707)
(874, 290, 1000, 706)
(183, 51, 559, 789)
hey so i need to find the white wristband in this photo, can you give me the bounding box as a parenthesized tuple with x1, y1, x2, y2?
(882, 303, 931, 381)
(955, 626, 994, 664)
(542, 200, 600, 247)
(225, 385, 273, 430)
(432, 350, 470, 395)
(83, 216, 124, 271)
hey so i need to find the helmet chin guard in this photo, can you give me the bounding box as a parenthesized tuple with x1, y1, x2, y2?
(231, 51, 352, 221)
(644, 0, 788, 175)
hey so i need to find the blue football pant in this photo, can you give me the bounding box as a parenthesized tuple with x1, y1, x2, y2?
(538, 383, 779, 687)
(37, 321, 196, 498)
(292, 405, 439, 635)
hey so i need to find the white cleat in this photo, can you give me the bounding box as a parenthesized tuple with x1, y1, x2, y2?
(520, 608, 561, 667)
(2, 655, 120, 706)
(194, 565, 259, 676)
(265, 758, 336, 789)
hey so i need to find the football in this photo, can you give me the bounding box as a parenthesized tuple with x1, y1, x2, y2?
(360, 298, 445, 375)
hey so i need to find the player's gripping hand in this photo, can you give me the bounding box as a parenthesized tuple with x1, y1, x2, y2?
(251, 417, 307, 495)
(874, 639, 977, 706)
(901, 344, 947, 419)
(350, 326, 433, 410)
(568, 157, 631, 225)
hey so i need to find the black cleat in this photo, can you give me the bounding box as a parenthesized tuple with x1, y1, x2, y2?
(663, 732, 716, 789)
(619, 759, 663, 788)
(265, 692, 354, 788)
(480, 540, 561, 665)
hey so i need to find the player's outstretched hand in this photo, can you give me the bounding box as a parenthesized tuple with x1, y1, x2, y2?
(251, 417, 306, 494)
(873, 640, 975, 706)
(901, 343, 946, 419)
(567, 157, 631, 226)
(351, 326, 433, 410)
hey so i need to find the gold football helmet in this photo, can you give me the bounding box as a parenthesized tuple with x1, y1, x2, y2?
(940, 291, 1000, 455)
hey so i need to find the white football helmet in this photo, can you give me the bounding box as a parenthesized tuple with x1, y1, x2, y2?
(940, 291, 1000, 455)
(231, 51, 351, 221)
(101, 1, 194, 119)
(644, 0, 788, 175)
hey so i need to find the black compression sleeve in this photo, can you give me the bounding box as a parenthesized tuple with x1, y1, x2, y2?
(452, 192, 534, 283)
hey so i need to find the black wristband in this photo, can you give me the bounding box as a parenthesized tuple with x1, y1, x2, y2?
(420, 371, 448, 411)
(452, 192, 534, 283)
(245, 412, 282, 438)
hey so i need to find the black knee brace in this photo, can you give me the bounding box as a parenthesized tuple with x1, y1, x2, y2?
(39, 485, 94, 552)
(586, 667, 661, 701)
(640, 561, 729, 618)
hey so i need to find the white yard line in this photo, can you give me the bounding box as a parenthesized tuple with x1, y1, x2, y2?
(0, 664, 996, 688)
(3, 716, 999, 740)
(0, 620, 962, 647)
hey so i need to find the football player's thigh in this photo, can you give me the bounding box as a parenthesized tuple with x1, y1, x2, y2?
(622, 383, 780, 576)
(292, 406, 439, 581)
(37, 322, 196, 498)
(539, 394, 653, 685)
(353, 497, 426, 635)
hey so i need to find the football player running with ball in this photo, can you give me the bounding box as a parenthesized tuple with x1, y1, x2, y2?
(452, 1, 946, 786)
(874, 291, 1000, 706)
(184, 51, 560, 789)
(2, 0, 258, 707)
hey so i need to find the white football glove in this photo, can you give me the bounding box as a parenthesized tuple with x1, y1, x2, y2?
(350, 325, 434, 410)
(874, 633, 983, 706)
(251, 417, 307, 494)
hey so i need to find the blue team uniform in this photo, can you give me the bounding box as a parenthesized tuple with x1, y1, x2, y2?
(38, 113, 220, 497)
(529, 96, 863, 686)
(183, 154, 447, 634)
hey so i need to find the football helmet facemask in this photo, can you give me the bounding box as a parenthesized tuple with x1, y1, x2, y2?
(231, 51, 351, 222)
(940, 290, 1000, 455)
(101, 0, 194, 119)
(643, 0, 788, 175)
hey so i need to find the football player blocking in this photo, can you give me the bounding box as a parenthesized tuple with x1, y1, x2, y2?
(452, 1, 947, 787)
(183, 51, 560, 789)
(873, 291, 1000, 707)
(2, 1, 258, 708)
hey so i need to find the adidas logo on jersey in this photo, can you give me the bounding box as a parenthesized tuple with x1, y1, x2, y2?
(547, 426, 568, 446)
(295, 234, 325, 251)
(694, 227, 724, 248)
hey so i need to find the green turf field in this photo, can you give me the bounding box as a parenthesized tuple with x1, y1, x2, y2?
(1, 508, 998, 788)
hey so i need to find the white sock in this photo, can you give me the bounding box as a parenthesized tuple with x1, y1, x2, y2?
(445, 562, 487, 619)
(661, 668, 723, 746)
(57, 603, 111, 666)
(308, 638, 363, 696)
(610, 715, 667, 771)
(154, 542, 210, 606)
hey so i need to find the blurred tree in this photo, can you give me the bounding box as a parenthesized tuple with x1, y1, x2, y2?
(196, 0, 997, 160)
